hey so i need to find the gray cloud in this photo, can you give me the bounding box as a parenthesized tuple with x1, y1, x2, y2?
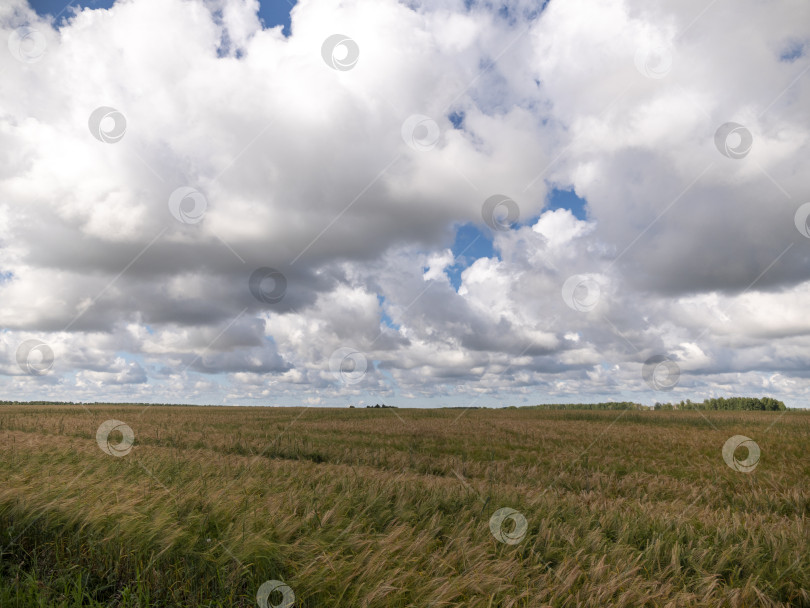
(1, 0, 809, 406)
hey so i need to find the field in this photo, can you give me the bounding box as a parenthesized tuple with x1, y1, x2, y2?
(0, 405, 808, 607)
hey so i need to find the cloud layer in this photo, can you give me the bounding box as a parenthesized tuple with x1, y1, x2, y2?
(2, 0, 810, 406)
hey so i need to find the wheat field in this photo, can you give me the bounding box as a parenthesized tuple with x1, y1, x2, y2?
(0, 404, 807, 607)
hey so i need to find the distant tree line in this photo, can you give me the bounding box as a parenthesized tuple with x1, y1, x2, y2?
(654, 397, 785, 411)
(0, 400, 85, 405)
(0, 400, 191, 406)
(521, 397, 788, 411)
(525, 402, 645, 411)
(1, 397, 788, 411)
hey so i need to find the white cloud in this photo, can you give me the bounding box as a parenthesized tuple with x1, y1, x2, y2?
(1, 0, 809, 407)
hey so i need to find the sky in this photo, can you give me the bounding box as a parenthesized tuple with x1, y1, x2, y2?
(1, 0, 809, 408)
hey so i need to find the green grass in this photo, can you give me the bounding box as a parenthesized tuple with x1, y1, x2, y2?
(0, 405, 808, 607)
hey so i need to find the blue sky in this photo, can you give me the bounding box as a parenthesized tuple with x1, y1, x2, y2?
(30, 0, 297, 35)
(446, 188, 588, 290)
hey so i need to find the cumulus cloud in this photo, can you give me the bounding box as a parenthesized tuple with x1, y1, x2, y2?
(1, 0, 809, 406)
